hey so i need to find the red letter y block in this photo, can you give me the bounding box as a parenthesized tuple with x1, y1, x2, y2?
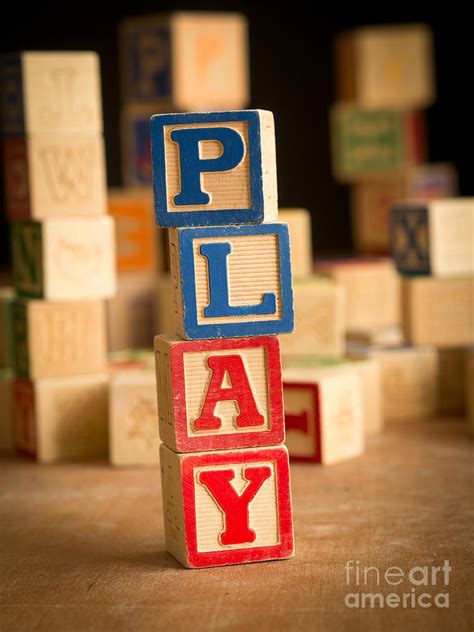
(198, 466, 272, 545)
(194, 354, 265, 431)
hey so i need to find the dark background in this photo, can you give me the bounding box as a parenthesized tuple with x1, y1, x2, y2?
(1, 4, 472, 267)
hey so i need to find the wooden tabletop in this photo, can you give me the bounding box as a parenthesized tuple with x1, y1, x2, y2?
(1, 419, 472, 632)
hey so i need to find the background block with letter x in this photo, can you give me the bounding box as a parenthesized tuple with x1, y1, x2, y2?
(151, 110, 278, 226)
(169, 223, 294, 339)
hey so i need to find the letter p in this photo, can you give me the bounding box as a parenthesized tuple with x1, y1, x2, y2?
(171, 127, 245, 206)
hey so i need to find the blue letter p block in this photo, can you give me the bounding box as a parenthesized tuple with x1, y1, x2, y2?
(150, 110, 278, 227)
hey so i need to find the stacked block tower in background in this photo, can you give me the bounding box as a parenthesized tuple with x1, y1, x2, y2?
(0, 52, 116, 462)
(151, 109, 295, 568)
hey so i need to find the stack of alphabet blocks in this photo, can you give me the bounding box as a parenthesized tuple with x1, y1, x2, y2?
(0, 51, 116, 462)
(151, 109, 295, 568)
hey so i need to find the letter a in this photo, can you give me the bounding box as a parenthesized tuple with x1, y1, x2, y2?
(198, 466, 272, 545)
(194, 354, 265, 431)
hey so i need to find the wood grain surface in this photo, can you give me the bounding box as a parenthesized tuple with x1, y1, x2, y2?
(0, 418, 472, 631)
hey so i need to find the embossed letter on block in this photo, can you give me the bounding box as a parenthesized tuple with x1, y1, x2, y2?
(151, 110, 277, 227)
(160, 443, 294, 568)
(155, 334, 284, 451)
(169, 223, 294, 339)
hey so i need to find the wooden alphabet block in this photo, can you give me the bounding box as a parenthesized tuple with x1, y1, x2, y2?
(335, 24, 435, 108)
(151, 110, 277, 227)
(120, 105, 155, 187)
(109, 369, 160, 466)
(160, 443, 294, 568)
(0, 287, 15, 369)
(13, 298, 107, 379)
(12, 216, 116, 300)
(278, 208, 313, 277)
(314, 258, 400, 331)
(331, 105, 425, 182)
(282, 355, 383, 436)
(351, 163, 458, 255)
(280, 277, 345, 358)
(391, 199, 474, 277)
(108, 188, 160, 274)
(283, 368, 364, 463)
(155, 335, 284, 452)
(107, 272, 156, 351)
(438, 348, 466, 416)
(0, 369, 14, 452)
(12, 373, 108, 462)
(170, 223, 294, 339)
(120, 12, 249, 110)
(402, 277, 474, 348)
(4, 135, 107, 220)
(348, 344, 439, 422)
(155, 273, 175, 335)
(0, 51, 102, 135)
(466, 349, 474, 436)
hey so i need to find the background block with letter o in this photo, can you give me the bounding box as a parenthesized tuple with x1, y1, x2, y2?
(160, 443, 294, 568)
(169, 223, 294, 339)
(151, 110, 277, 227)
(155, 334, 284, 452)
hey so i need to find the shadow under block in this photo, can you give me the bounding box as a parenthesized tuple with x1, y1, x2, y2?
(12, 216, 116, 300)
(346, 324, 404, 348)
(402, 277, 474, 348)
(351, 163, 458, 255)
(155, 335, 284, 452)
(467, 349, 474, 435)
(150, 110, 277, 227)
(438, 349, 466, 415)
(278, 209, 313, 277)
(107, 272, 156, 352)
(280, 277, 345, 358)
(160, 443, 294, 568)
(0, 287, 15, 369)
(348, 345, 439, 422)
(283, 368, 364, 464)
(169, 223, 294, 340)
(331, 105, 425, 183)
(13, 299, 107, 379)
(12, 373, 108, 462)
(155, 273, 175, 335)
(0, 369, 14, 452)
(4, 135, 107, 220)
(109, 369, 160, 466)
(313, 258, 400, 330)
(108, 188, 161, 274)
(335, 24, 435, 109)
(120, 12, 249, 110)
(0, 51, 103, 135)
(390, 199, 474, 277)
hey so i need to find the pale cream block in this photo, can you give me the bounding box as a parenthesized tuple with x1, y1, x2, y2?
(155, 273, 175, 335)
(428, 199, 474, 277)
(438, 349, 466, 415)
(348, 345, 439, 422)
(402, 277, 474, 348)
(13, 299, 108, 379)
(12, 373, 108, 463)
(283, 367, 364, 464)
(0, 370, 14, 452)
(12, 216, 116, 300)
(107, 272, 156, 352)
(2, 51, 102, 135)
(336, 24, 435, 108)
(314, 258, 401, 330)
(278, 209, 313, 277)
(120, 12, 249, 110)
(109, 369, 159, 466)
(280, 277, 345, 358)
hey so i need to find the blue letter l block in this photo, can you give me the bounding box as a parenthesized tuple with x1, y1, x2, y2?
(200, 242, 277, 318)
(171, 127, 245, 206)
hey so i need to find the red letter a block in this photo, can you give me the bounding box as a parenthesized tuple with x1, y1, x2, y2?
(160, 443, 294, 568)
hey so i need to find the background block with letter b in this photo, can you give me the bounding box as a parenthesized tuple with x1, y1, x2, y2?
(151, 110, 277, 227)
